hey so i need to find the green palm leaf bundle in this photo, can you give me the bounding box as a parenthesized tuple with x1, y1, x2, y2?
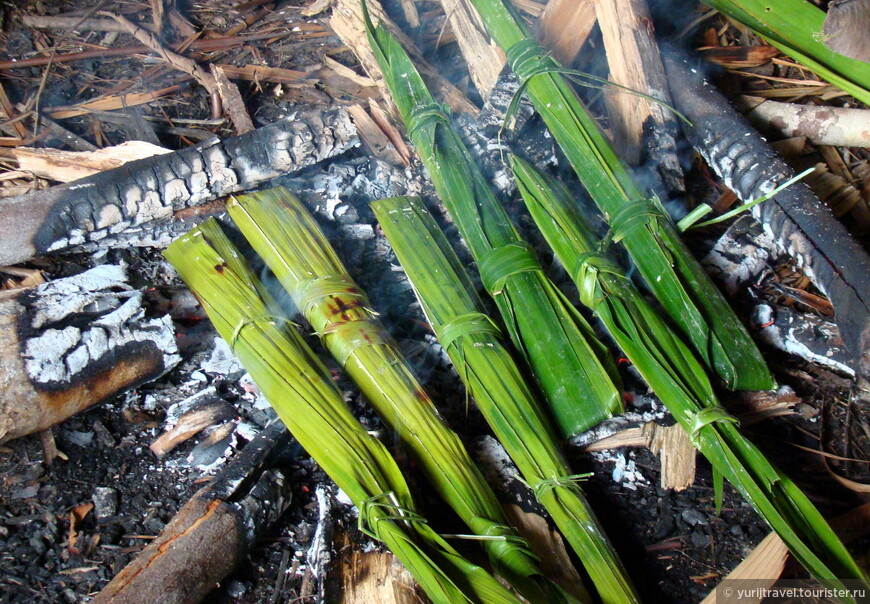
(226, 187, 572, 604)
(702, 0, 870, 105)
(510, 155, 868, 591)
(163, 219, 523, 604)
(364, 10, 624, 439)
(373, 195, 639, 604)
(459, 0, 774, 392)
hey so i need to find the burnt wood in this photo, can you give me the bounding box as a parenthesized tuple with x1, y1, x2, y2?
(662, 47, 870, 394)
(94, 419, 293, 604)
(0, 264, 179, 444)
(0, 109, 358, 266)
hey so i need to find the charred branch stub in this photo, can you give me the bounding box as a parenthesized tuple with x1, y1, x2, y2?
(662, 48, 870, 393)
(0, 264, 179, 444)
(0, 109, 358, 266)
(94, 420, 293, 604)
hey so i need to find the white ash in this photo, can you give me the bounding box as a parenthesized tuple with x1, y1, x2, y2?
(162, 386, 221, 426)
(282, 157, 421, 223)
(338, 223, 374, 241)
(92, 487, 119, 520)
(590, 450, 650, 491)
(753, 304, 854, 376)
(703, 215, 774, 296)
(235, 420, 262, 442)
(203, 337, 243, 376)
(184, 422, 238, 471)
(27, 264, 133, 330)
(334, 487, 354, 508)
(21, 265, 180, 386)
(570, 402, 670, 449)
(305, 484, 334, 584)
(474, 435, 520, 491)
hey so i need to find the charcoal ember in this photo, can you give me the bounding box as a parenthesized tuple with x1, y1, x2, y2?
(0, 108, 358, 265)
(681, 508, 707, 527)
(93, 487, 119, 521)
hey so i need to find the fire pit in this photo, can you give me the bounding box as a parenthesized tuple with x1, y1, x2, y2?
(1, 0, 869, 602)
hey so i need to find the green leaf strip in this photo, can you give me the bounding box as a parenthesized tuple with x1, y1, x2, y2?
(478, 242, 541, 295)
(364, 11, 624, 436)
(436, 312, 502, 351)
(688, 407, 739, 447)
(510, 156, 869, 593)
(463, 0, 773, 390)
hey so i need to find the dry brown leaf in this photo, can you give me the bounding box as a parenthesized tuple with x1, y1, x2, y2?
(699, 45, 779, 68)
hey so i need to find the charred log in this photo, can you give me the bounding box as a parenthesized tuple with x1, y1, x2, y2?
(662, 47, 870, 395)
(0, 264, 179, 444)
(705, 216, 853, 375)
(94, 419, 294, 604)
(0, 109, 358, 266)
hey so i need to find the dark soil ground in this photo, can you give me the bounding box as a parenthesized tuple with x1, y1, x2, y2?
(0, 0, 868, 602)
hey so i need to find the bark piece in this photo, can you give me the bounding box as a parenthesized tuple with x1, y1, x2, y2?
(0, 265, 180, 444)
(597, 0, 683, 193)
(0, 108, 357, 265)
(19, 15, 154, 33)
(210, 65, 255, 135)
(738, 95, 870, 148)
(823, 0, 870, 63)
(95, 419, 293, 604)
(347, 104, 408, 166)
(536, 0, 596, 66)
(663, 48, 870, 394)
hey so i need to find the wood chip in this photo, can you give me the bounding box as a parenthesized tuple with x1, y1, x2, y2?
(584, 422, 697, 491)
(502, 504, 587, 599)
(330, 531, 421, 603)
(327, 0, 478, 117)
(347, 104, 408, 166)
(438, 0, 505, 98)
(46, 84, 185, 119)
(597, 0, 684, 191)
(698, 45, 779, 69)
(150, 400, 235, 459)
(536, 0, 596, 66)
(302, 0, 332, 17)
(368, 100, 411, 165)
